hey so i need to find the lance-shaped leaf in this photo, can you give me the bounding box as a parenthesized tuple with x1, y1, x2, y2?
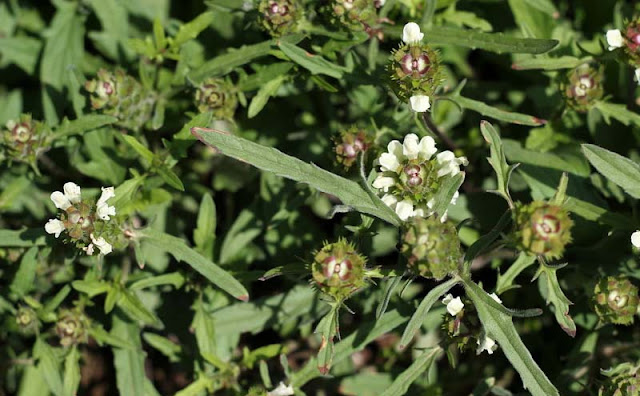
(63, 346, 81, 396)
(582, 144, 640, 199)
(450, 93, 546, 126)
(419, 26, 558, 54)
(496, 252, 537, 294)
(278, 42, 348, 79)
(379, 347, 442, 396)
(534, 261, 576, 337)
(594, 101, 640, 128)
(432, 172, 465, 218)
(480, 121, 518, 207)
(315, 304, 340, 375)
(138, 228, 249, 301)
(399, 278, 459, 349)
(0, 228, 47, 247)
(512, 56, 589, 70)
(191, 127, 401, 226)
(463, 278, 560, 396)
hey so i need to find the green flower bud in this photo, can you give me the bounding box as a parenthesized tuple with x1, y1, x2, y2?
(623, 18, 640, 67)
(85, 69, 156, 131)
(311, 239, 367, 302)
(258, 0, 302, 37)
(560, 64, 604, 112)
(333, 126, 371, 169)
(513, 201, 573, 259)
(16, 306, 39, 334)
(329, 0, 377, 32)
(593, 276, 639, 325)
(388, 43, 442, 103)
(599, 362, 640, 396)
(55, 309, 90, 347)
(1, 114, 51, 166)
(194, 78, 238, 120)
(401, 217, 462, 280)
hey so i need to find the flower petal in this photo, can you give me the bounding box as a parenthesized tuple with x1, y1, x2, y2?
(402, 22, 424, 44)
(606, 29, 623, 50)
(402, 133, 420, 160)
(90, 234, 113, 255)
(372, 175, 395, 192)
(45, 219, 65, 238)
(418, 136, 437, 160)
(632, 230, 640, 248)
(379, 153, 401, 172)
(395, 199, 415, 220)
(50, 191, 72, 210)
(63, 182, 82, 204)
(409, 95, 431, 112)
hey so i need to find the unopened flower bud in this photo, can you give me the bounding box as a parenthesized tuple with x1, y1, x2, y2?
(513, 201, 573, 259)
(560, 64, 604, 112)
(16, 306, 39, 334)
(593, 276, 639, 325)
(1, 114, 51, 166)
(333, 126, 371, 169)
(401, 216, 462, 280)
(311, 239, 366, 301)
(330, 0, 377, 32)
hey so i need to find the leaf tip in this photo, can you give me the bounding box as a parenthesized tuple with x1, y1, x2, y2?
(237, 294, 249, 302)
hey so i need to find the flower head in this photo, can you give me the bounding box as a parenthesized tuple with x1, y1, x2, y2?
(513, 201, 573, 259)
(259, 0, 302, 37)
(194, 78, 238, 119)
(311, 238, 367, 302)
(561, 64, 604, 112)
(402, 22, 424, 44)
(607, 29, 624, 50)
(442, 294, 464, 316)
(373, 134, 467, 221)
(593, 276, 639, 325)
(409, 95, 431, 112)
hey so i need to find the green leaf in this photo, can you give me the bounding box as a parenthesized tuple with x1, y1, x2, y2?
(111, 175, 146, 212)
(191, 128, 401, 226)
(534, 262, 576, 337)
(156, 166, 185, 191)
(248, 75, 286, 118)
(0, 228, 47, 247)
(594, 101, 640, 127)
(116, 288, 161, 326)
(191, 297, 217, 360)
(54, 115, 118, 138)
(112, 315, 148, 396)
(422, 25, 558, 54)
(582, 144, 640, 199)
(89, 325, 136, 349)
(0, 36, 42, 74)
(34, 338, 63, 396)
(169, 111, 213, 158)
(188, 40, 274, 84)
(315, 304, 339, 375)
(278, 42, 347, 79)
(504, 140, 590, 177)
(376, 276, 403, 319)
(399, 278, 459, 349)
(62, 346, 81, 396)
(122, 135, 154, 163)
(452, 92, 545, 126)
(172, 11, 214, 48)
(432, 172, 465, 217)
(143, 332, 181, 362)
(480, 121, 518, 206)
(129, 272, 185, 290)
(72, 280, 111, 297)
(463, 278, 560, 396)
(174, 376, 215, 396)
(193, 193, 216, 259)
(0, 177, 30, 210)
(10, 247, 39, 298)
(138, 228, 249, 301)
(42, 285, 71, 315)
(496, 252, 537, 294)
(237, 62, 294, 91)
(379, 347, 442, 396)
(512, 56, 588, 70)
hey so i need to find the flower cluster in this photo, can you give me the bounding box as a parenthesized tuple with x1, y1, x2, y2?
(194, 77, 238, 120)
(372, 133, 467, 221)
(85, 69, 156, 131)
(593, 276, 639, 325)
(441, 293, 501, 355)
(44, 182, 118, 256)
(258, 0, 302, 37)
(401, 216, 463, 280)
(389, 23, 442, 112)
(1, 114, 51, 167)
(333, 126, 371, 169)
(512, 201, 573, 259)
(561, 64, 604, 112)
(606, 18, 640, 83)
(311, 239, 367, 302)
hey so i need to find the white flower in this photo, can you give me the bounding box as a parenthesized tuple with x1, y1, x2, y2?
(379, 152, 401, 173)
(635, 68, 640, 85)
(402, 22, 424, 44)
(476, 334, 498, 355)
(90, 234, 113, 255)
(63, 182, 82, 204)
(50, 191, 72, 210)
(267, 382, 294, 396)
(409, 95, 431, 112)
(490, 293, 502, 303)
(631, 231, 640, 248)
(436, 151, 468, 177)
(442, 294, 464, 316)
(574, 77, 593, 97)
(83, 244, 95, 256)
(96, 187, 116, 221)
(44, 219, 65, 238)
(606, 29, 623, 50)
(395, 199, 415, 220)
(381, 193, 398, 207)
(372, 175, 395, 192)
